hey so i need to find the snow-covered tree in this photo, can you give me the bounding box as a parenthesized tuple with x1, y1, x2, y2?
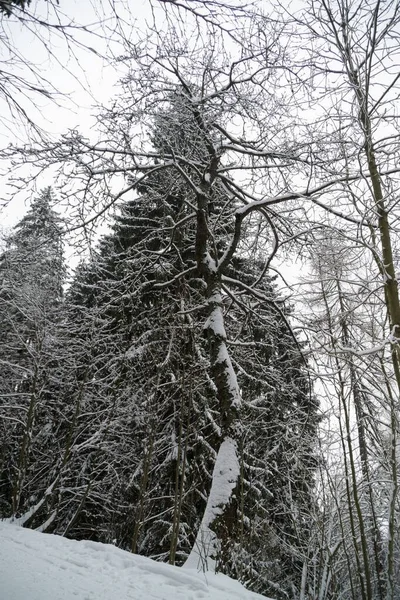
(3, 7, 326, 590)
(0, 188, 66, 521)
(61, 89, 320, 598)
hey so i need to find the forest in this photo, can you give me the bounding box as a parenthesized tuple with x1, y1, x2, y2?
(0, 1, 400, 599)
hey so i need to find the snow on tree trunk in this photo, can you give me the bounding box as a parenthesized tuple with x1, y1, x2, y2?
(185, 269, 242, 571)
(184, 436, 240, 572)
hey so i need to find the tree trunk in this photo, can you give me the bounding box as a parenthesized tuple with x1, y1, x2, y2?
(185, 178, 242, 572)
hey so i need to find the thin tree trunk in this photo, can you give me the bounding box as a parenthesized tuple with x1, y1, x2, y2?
(320, 274, 372, 600)
(336, 281, 386, 600)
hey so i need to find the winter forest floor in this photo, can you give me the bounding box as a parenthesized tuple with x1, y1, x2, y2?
(0, 523, 274, 600)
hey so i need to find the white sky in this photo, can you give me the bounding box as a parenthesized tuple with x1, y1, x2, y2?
(0, 0, 153, 230)
(0, 0, 311, 283)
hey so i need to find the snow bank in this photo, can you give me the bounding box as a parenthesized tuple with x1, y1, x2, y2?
(0, 522, 273, 600)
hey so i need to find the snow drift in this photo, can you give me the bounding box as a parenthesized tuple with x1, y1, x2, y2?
(0, 522, 274, 600)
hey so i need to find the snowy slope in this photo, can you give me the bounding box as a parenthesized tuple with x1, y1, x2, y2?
(0, 523, 274, 600)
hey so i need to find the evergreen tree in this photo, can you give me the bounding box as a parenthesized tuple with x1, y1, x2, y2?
(0, 188, 66, 521)
(65, 170, 219, 557)
(235, 289, 319, 597)
(65, 90, 319, 596)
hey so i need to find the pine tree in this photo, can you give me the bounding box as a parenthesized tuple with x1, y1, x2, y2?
(0, 188, 66, 521)
(65, 168, 220, 556)
(65, 89, 319, 597)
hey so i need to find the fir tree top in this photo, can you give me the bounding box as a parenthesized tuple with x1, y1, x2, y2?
(11, 187, 63, 250)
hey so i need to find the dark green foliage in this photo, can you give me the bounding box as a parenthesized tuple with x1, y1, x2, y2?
(65, 160, 318, 600)
(64, 177, 220, 558)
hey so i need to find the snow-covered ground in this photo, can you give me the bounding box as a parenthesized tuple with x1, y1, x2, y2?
(0, 522, 273, 600)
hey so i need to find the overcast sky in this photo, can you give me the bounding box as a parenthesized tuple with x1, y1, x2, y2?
(0, 0, 154, 230)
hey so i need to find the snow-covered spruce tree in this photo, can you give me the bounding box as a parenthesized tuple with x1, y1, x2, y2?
(63, 89, 319, 598)
(0, 188, 66, 522)
(51, 271, 146, 543)
(66, 195, 319, 598)
(63, 106, 222, 555)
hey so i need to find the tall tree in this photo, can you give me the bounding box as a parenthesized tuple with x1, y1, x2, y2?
(0, 188, 66, 521)
(290, 3, 400, 597)
(304, 234, 390, 600)
(4, 6, 327, 585)
(63, 87, 319, 598)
